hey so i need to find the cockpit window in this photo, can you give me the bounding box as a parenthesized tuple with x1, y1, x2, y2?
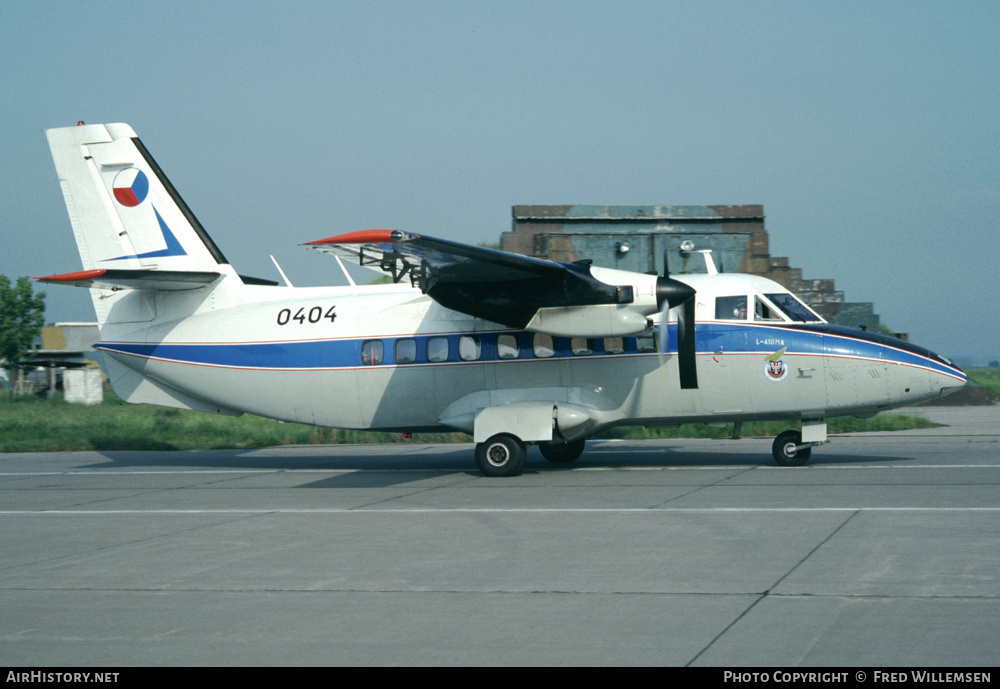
(764, 293, 821, 322)
(754, 296, 783, 321)
(716, 296, 747, 320)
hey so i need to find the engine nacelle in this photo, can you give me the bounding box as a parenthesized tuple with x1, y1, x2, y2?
(589, 266, 662, 314)
(525, 304, 651, 338)
(524, 268, 662, 338)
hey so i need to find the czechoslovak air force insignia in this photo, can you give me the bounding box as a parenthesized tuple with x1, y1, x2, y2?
(105, 168, 187, 261)
(112, 168, 149, 207)
(764, 347, 788, 382)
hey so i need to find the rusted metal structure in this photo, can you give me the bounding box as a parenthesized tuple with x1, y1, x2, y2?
(503, 204, 882, 332)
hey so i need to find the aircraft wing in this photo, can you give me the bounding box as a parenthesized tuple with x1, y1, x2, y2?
(303, 230, 643, 329)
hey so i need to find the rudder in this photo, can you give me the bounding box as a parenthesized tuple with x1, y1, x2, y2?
(46, 123, 230, 273)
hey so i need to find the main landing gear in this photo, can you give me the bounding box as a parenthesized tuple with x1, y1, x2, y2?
(475, 434, 527, 477)
(474, 436, 586, 477)
(538, 439, 586, 464)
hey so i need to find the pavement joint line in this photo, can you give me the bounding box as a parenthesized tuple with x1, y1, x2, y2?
(3, 463, 1000, 477)
(3, 506, 1000, 515)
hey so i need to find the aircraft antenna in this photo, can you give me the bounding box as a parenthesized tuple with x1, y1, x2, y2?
(334, 255, 357, 287)
(269, 255, 294, 287)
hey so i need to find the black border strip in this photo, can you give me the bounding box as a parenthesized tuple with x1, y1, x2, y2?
(131, 137, 231, 266)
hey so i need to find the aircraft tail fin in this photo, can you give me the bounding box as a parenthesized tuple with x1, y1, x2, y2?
(44, 123, 240, 324)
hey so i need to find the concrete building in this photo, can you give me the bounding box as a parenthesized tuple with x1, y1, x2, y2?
(503, 205, 884, 332)
(12, 323, 105, 400)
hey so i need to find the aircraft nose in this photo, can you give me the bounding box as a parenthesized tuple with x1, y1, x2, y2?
(838, 327, 968, 408)
(926, 352, 966, 401)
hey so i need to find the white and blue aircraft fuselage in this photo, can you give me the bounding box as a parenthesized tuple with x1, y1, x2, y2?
(37, 123, 966, 476)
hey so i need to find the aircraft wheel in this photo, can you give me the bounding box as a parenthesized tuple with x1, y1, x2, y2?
(476, 434, 527, 477)
(772, 430, 812, 467)
(539, 439, 586, 464)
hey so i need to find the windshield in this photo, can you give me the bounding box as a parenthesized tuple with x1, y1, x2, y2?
(764, 293, 822, 323)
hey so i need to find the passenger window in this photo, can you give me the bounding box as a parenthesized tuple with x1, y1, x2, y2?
(459, 335, 481, 361)
(361, 340, 383, 365)
(427, 336, 449, 363)
(497, 334, 519, 359)
(571, 337, 594, 355)
(394, 338, 416, 364)
(754, 296, 783, 321)
(636, 335, 656, 353)
(603, 337, 624, 354)
(716, 296, 747, 320)
(533, 334, 554, 358)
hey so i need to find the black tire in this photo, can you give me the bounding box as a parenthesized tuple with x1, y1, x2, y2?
(539, 439, 586, 464)
(475, 434, 527, 477)
(772, 430, 812, 467)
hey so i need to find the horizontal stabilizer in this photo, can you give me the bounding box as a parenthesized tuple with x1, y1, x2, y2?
(34, 268, 221, 291)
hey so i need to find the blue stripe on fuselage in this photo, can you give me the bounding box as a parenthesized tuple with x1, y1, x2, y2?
(691, 322, 964, 380)
(96, 322, 964, 381)
(97, 339, 360, 370)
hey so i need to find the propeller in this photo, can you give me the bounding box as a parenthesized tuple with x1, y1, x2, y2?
(654, 247, 699, 389)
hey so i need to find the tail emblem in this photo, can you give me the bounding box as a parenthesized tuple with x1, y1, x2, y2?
(104, 167, 188, 262)
(103, 208, 187, 262)
(112, 168, 149, 207)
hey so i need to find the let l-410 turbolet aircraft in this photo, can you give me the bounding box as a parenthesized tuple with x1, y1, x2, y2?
(36, 123, 967, 476)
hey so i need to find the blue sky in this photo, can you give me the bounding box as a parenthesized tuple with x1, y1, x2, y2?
(2, 1, 997, 362)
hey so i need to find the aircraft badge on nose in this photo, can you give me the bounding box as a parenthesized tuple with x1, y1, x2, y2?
(765, 347, 788, 382)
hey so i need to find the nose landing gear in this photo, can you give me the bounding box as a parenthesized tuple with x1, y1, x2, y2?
(772, 430, 811, 466)
(772, 419, 828, 466)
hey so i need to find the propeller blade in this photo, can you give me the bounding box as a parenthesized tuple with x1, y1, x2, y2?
(654, 275, 699, 389)
(678, 297, 699, 389)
